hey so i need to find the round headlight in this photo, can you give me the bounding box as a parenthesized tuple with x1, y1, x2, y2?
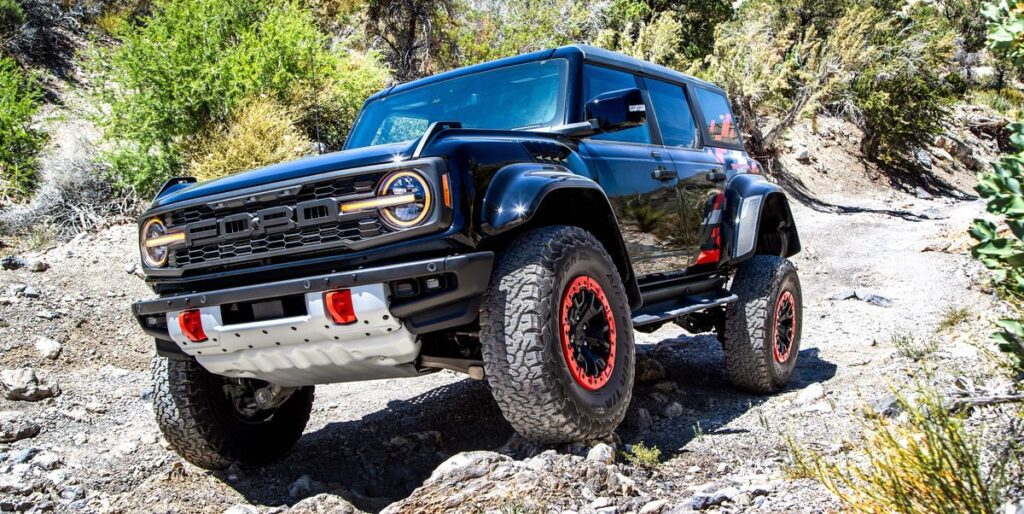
(140, 218, 169, 268)
(377, 170, 431, 229)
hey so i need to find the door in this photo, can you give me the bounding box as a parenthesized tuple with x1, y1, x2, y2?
(644, 77, 726, 268)
(578, 64, 688, 277)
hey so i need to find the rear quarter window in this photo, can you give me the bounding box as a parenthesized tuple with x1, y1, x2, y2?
(695, 88, 741, 147)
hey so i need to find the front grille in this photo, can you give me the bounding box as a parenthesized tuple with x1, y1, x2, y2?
(166, 172, 390, 269)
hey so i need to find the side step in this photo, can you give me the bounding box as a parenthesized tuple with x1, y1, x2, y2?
(631, 289, 739, 328)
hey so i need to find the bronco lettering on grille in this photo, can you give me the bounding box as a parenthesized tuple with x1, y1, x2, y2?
(185, 198, 344, 246)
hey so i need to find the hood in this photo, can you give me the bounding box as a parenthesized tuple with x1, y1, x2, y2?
(152, 141, 417, 208)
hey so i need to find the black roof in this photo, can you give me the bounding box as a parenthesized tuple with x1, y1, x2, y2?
(367, 44, 724, 102)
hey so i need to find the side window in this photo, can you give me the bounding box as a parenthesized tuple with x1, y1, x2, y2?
(695, 88, 741, 146)
(646, 79, 699, 148)
(583, 64, 651, 144)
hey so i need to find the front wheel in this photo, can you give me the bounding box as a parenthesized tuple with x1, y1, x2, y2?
(480, 226, 635, 443)
(721, 255, 802, 393)
(151, 354, 314, 469)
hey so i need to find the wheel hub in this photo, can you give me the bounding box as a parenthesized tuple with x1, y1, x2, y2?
(773, 290, 797, 363)
(559, 276, 616, 391)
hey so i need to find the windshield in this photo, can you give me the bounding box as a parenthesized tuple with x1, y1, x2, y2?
(346, 59, 568, 149)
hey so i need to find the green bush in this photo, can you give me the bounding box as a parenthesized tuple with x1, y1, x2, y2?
(92, 0, 389, 196)
(789, 385, 1006, 514)
(0, 57, 46, 199)
(0, 0, 25, 38)
(854, 6, 962, 162)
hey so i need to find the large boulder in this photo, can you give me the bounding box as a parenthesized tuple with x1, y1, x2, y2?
(1, 368, 61, 401)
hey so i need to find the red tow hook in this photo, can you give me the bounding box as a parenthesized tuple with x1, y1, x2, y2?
(178, 309, 208, 342)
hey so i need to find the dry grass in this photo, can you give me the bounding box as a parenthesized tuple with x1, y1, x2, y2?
(936, 306, 972, 332)
(892, 330, 937, 360)
(788, 386, 1006, 514)
(187, 96, 311, 182)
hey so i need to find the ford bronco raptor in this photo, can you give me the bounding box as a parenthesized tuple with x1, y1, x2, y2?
(133, 45, 801, 469)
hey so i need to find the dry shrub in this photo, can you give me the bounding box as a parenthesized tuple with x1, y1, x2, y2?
(187, 97, 311, 182)
(789, 386, 1006, 514)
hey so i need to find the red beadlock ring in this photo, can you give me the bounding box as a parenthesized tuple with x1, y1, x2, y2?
(559, 276, 617, 391)
(773, 290, 797, 363)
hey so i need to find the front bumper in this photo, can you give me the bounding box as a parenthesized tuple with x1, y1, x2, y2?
(132, 252, 494, 385)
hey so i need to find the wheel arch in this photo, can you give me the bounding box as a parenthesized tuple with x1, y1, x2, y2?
(478, 163, 641, 310)
(725, 174, 801, 264)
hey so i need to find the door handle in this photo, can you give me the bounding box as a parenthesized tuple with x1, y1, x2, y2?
(650, 151, 662, 158)
(705, 170, 727, 183)
(652, 168, 677, 181)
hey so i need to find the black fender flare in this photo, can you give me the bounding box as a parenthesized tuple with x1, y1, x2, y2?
(724, 173, 801, 264)
(479, 163, 641, 309)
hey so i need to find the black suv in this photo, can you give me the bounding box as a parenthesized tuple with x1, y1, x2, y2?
(133, 45, 801, 469)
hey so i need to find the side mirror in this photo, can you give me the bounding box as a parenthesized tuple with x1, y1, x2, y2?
(585, 88, 646, 133)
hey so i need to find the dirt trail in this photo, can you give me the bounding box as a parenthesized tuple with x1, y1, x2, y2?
(0, 185, 1002, 512)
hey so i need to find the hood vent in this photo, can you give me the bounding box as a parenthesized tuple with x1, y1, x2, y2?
(522, 141, 570, 164)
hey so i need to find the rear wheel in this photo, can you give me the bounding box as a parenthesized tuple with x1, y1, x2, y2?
(151, 354, 314, 469)
(480, 225, 634, 443)
(721, 256, 802, 393)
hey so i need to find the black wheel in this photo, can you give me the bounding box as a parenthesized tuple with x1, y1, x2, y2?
(480, 225, 635, 443)
(151, 354, 314, 469)
(721, 255, 802, 393)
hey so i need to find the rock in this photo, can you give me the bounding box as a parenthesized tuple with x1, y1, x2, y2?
(72, 432, 87, 445)
(831, 289, 857, 301)
(635, 355, 666, 384)
(1, 255, 26, 270)
(587, 443, 616, 465)
(22, 286, 40, 298)
(795, 383, 825, 405)
(591, 497, 613, 509)
(123, 262, 138, 274)
(914, 187, 933, 200)
(640, 499, 670, 514)
(691, 494, 714, 510)
(32, 451, 62, 470)
(1, 368, 61, 401)
(861, 293, 894, 308)
(596, 507, 618, 514)
(794, 146, 812, 163)
(35, 310, 59, 320)
(427, 451, 511, 484)
(224, 504, 260, 514)
(11, 447, 38, 464)
(635, 408, 653, 431)
(663, 402, 684, 418)
(711, 487, 740, 505)
(287, 475, 322, 498)
(26, 259, 49, 272)
(915, 149, 933, 171)
(0, 411, 40, 442)
(286, 494, 357, 514)
(871, 394, 902, 417)
(34, 337, 62, 360)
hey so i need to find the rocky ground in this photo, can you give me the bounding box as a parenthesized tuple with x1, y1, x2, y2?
(0, 116, 1021, 513)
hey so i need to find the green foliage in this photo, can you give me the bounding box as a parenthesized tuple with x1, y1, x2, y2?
(452, 0, 596, 67)
(0, 57, 46, 199)
(789, 385, 1006, 513)
(972, 119, 1024, 370)
(983, 0, 1024, 68)
(623, 442, 661, 467)
(0, 0, 25, 38)
(854, 6, 962, 162)
(92, 0, 389, 194)
(595, 0, 732, 66)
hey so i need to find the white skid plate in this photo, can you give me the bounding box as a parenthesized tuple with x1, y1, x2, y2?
(166, 284, 420, 387)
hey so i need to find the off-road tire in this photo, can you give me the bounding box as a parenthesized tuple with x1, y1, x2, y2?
(480, 225, 634, 443)
(151, 354, 314, 469)
(722, 255, 802, 393)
